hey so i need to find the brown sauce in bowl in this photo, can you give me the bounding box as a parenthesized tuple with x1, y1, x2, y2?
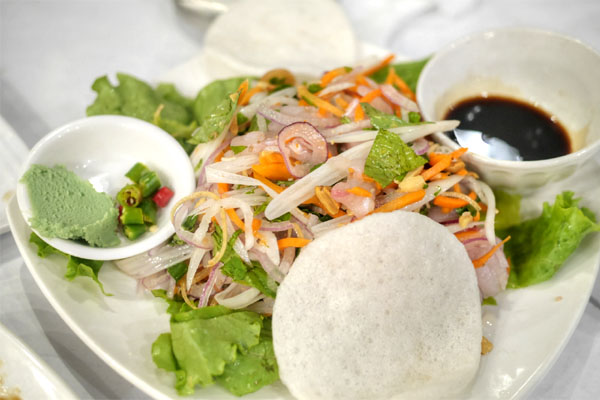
(444, 96, 571, 161)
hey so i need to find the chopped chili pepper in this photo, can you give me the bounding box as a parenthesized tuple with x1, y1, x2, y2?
(139, 171, 161, 197)
(152, 186, 174, 207)
(116, 184, 142, 207)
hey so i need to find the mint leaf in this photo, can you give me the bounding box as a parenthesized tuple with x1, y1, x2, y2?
(369, 58, 430, 93)
(167, 261, 188, 282)
(504, 192, 600, 288)
(230, 145, 247, 154)
(364, 129, 427, 187)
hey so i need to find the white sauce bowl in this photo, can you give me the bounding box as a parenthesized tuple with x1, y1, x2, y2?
(16, 115, 196, 260)
(417, 28, 600, 192)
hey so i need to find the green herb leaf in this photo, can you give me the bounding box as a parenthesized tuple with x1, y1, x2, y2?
(230, 145, 247, 154)
(189, 91, 239, 145)
(340, 116, 351, 124)
(151, 289, 193, 315)
(364, 129, 427, 187)
(269, 212, 291, 222)
(168, 261, 188, 282)
(482, 296, 497, 306)
(494, 189, 522, 231)
(182, 214, 198, 232)
(307, 83, 323, 93)
(503, 192, 600, 288)
(369, 58, 430, 93)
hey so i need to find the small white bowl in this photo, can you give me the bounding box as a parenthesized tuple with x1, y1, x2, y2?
(417, 28, 600, 192)
(16, 115, 196, 260)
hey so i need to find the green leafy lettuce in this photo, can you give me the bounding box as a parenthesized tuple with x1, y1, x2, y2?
(501, 192, 600, 288)
(213, 228, 278, 298)
(494, 189, 522, 230)
(151, 305, 278, 396)
(29, 232, 111, 296)
(86, 74, 197, 141)
(189, 77, 249, 145)
(364, 128, 427, 187)
(369, 58, 430, 93)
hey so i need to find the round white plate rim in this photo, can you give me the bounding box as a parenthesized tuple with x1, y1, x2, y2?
(0, 320, 79, 400)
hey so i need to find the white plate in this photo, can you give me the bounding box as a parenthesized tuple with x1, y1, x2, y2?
(0, 321, 78, 400)
(7, 44, 600, 399)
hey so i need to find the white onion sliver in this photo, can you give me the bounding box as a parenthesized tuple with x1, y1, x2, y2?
(311, 214, 354, 237)
(186, 247, 207, 290)
(215, 283, 264, 309)
(403, 174, 465, 212)
(326, 130, 377, 144)
(318, 81, 355, 96)
(115, 244, 193, 279)
(210, 154, 259, 173)
(381, 84, 420, 112)
(321, 119, 371, 137)
(264, 141, 373, 220)
(388, 120, 460, 143)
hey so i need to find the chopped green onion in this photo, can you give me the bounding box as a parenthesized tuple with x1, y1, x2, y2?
(140, 198, 158, 224)
(117, 184, 142, 207)
(123, 224, 146, 240)
(125, 162, 149, 183)
(139, 171, 161, 197)
(120, 206, 144, 225)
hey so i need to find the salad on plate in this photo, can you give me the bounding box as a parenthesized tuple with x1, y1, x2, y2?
(28, 54, 600, 398)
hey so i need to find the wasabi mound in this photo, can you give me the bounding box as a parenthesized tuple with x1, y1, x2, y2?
(272, 211, 481, 400)
(22, 164, 119, 247)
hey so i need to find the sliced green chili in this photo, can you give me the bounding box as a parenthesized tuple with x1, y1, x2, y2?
(117, 184, 142, 207)
(125, 162, 150, 183)
(120, 206, 144, 225)
(123, 224, 146, 240)
(139, 171, 161, 197)
(140, 198, 158, 224)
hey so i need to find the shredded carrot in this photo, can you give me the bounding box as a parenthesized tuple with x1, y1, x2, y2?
(240, 86, 263, 105)
(421, 155, 452, 181)
(236, 80, 249, 104)
(355, 75, 370, 87)
(384, 67, 396, 85)
(441, 207, 452, 214)
(354, 104, 365, 121)
(334, 96, 349, 109)
(394, 106, 403, 118)
(297, 86, 344, 116)
(361, 174, 382, 191)
(450, 147, 468, 159)
(298, 99, 309, 107)
(392, 74, 416, 101)
(217, 183, 229, 194)
(454, 229, 483, 241)
(372, 189, 425, 214)
(332, 210, 347, 218)
(468, 191, 477, 200)
(252, 218, 261, 234)
(453, 183, 462, 193)
(251, 151, 292, 181)
(433, 196, 469, 209)
(347, 186, 372, 197)
(474, 212, 481, 222)
(214, 148, 227, 163)
(318, 107, 328, 116)
(252, 171, 285, 194)
(429, 172, 450, 181)
(456, 168, 468, 176)
(360, 54, 395, 77)
(473, 236, 511, 269)
(277, 237, 311, 249)
(320, 67, 348, 86)
(359, 88, 382, 103)
(226, 208, 245, 231)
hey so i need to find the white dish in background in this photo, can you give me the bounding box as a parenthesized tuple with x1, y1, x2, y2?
(16, 115, 196, 260)
(7, 43, 600, 399)
(0, 321, 78, 400)
(417, 28, 600, 192)
(0, 115, 28, 234)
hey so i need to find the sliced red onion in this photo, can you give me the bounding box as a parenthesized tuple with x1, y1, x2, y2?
(411, 137, 429, 155)
(258, 105, 338, 128)
(380, 84, 420, 112)
(427, 206, 459, 224)
(249, 248, 285, 283)
(464, 237, 509, 297)
(198, 262, 223, 308)
(140, 270, 171, 291)
(278, 122, 328, 178)
(196, 137, 232, 187)
(260, 220, 295, 232)
(356, 85, 372, 97)
(244, 297, 275, 315)
(279, 247, 296, 275)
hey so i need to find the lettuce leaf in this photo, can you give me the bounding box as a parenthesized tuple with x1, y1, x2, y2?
(364, 129, 427, 187)
(213, 227, 278, 298)
(189, 91, 239, 145)
(503, 192, 600, 288)
(369, 58, 430, 92)
(86, 74, 197, 140)
(29, 232, 111, 296)
(152, 305, 277, 396)
(493, 189, 522, 231)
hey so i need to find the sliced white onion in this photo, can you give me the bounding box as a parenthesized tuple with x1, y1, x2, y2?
(343, 98, 359, 117)
(321, 119, 372, 137)
(230, 131, 265, 147)
(258, 105, 338, 128)
(403, 174, 465, 212)
(115, 244, 193, 279)
(319, 81, 356, 97)
(381, 84, 420, 112)
(264, 141, 373, 220)
(254, 230, 280, 266)
(186, 247, 208, 290)
(326, 130, 377, 144)
(464, 177, 496, 245)
(220, 197, 256, 250)
(244, 297, 275, 315)
(205, 168, 280, 198)
(311, 214, 354, 237)
(388, 120, 460, 143)
(215, 283, 264, 309)
(209, 154, 259, 173)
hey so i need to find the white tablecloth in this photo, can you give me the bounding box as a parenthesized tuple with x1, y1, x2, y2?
(1, 1, 599, 398)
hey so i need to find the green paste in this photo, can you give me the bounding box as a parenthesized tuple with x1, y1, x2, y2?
(21, 164, 120, 247)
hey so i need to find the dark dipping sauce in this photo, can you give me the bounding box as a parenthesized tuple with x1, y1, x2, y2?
(444, 95, 571, 161)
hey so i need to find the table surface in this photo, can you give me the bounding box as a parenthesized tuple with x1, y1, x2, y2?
(1, 1, 600, 399)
